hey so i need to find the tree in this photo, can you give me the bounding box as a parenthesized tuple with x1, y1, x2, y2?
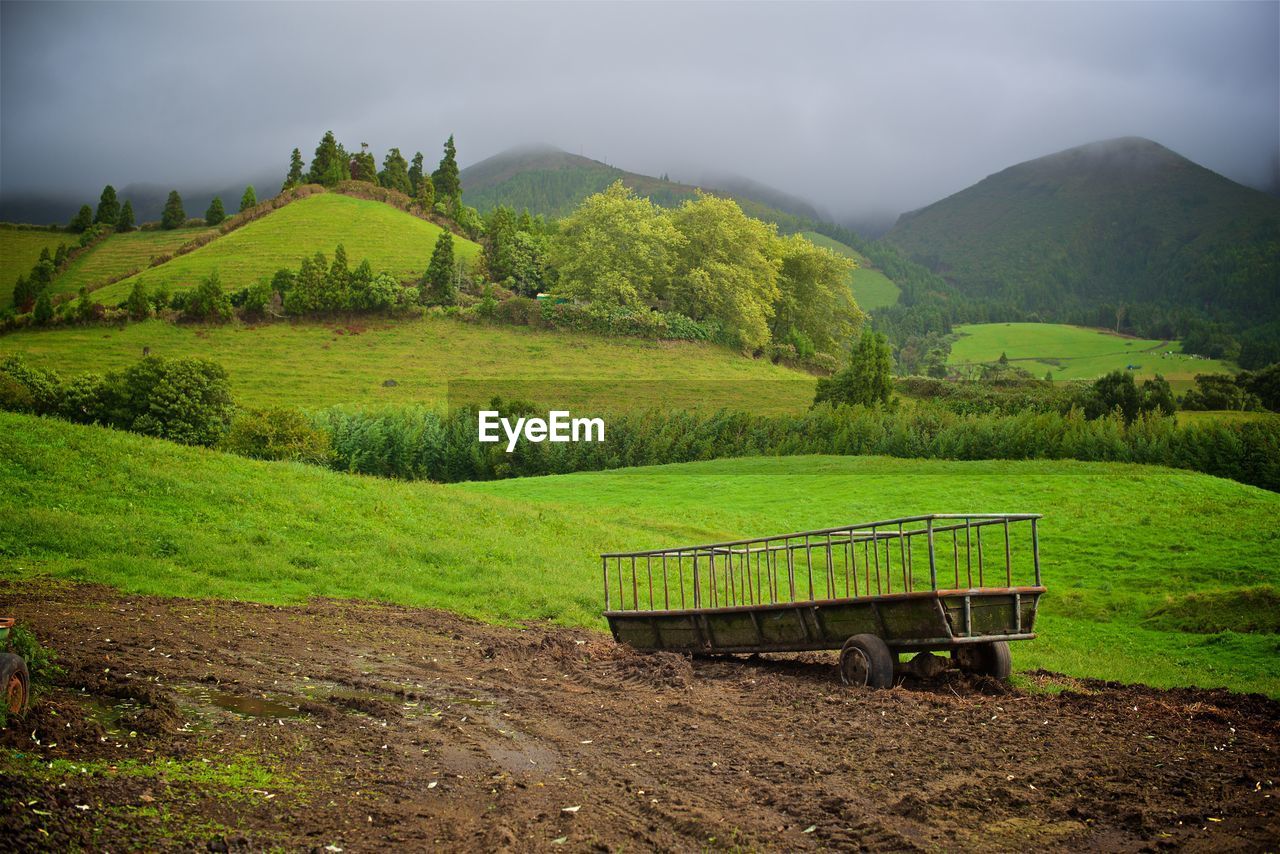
(668, 192, 782, 351)
(1238, 363, 1280, 412)
(771, 234, 861, 355)
(409, 151, 425, 194)
(306, 130, 350, 186)
(94, 185, 121, 225)
(548, 181, 683, 308)
(114, 356, 235, 446)
(431, 134, 460, 201)
(239, 186, 257, 212)
(12, 275, 34, 312)
(284, 252, 327, 315)
(69, 204, 93, 233)
(1139, 374, 1177, 417)
(205, 196, 226, 226)
(282, 147, 305, 191)
(415, 176, 435, 211)
(161, 190, 186, 229)
(75, 286, 96, 323)
(350, 143, 378, 184)
(1085, 370, 1142, 422)
(379, 147, 412, 195)
(33, 292, 53, 325)
(183, 270, 232, 321)
(54, 244, 68, 267)
(813, 329, 894, 408)
(326, 243, 350, 310)
(421, 232, 456, 305)
(125, 280, 151, 320)
(117, 200, 136, 232)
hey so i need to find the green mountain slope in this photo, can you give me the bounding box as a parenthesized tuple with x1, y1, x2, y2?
(3, 412, 1277, 695)
(460, 145, 818, 232)
(885, 137, 1280, 333)
(1, 227, 69, 301)
(800, 231, 900, 309)
(93, 194, 481, 303)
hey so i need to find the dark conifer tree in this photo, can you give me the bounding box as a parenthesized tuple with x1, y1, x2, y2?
(431, 135, 461, 201)
(12, 275, 33, 311)
(33, 292, 53, 325)
(116, 200, 136, 232)
(69, 204, 93, 233)
(283, 147, 305, 191)
(409, 152, 425, 194)
(94, 185, 121, 225)
(421, 231, 456, 305)
(307, 131, 350, 186)
(239, 186, 257, 212)
(161, 191, 186, 229)
(379, 148, 412, 195)
(205, 196, 226, 226)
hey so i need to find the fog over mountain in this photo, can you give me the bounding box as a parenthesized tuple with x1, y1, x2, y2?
(1, 1, 1276, 226)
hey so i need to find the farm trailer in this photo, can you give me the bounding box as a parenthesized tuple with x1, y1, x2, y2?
(602, 513, 1045, 688)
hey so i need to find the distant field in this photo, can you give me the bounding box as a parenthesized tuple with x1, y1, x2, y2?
(800, 231, 900, 310)
(0, 316, 817, 413)
(0, 227, 71, 303)
(93, 195, 481, 303)
(3, 413, 1276, 696)
(949, 322, 1233, 387)
(49, 226, 218, 299)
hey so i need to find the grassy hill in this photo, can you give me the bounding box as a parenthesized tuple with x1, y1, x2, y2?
(0, 317, 817, 412)
(461, 145, 819, 233)
(886, 138, 1280, 332)
(800, 231, 900, 310)
(0, 226, 69, 300)
(2, 412, 1276, 696)
(91, 194, 481, 303)
(949, 322, 1233, 388)
(47, 226, 218, 299)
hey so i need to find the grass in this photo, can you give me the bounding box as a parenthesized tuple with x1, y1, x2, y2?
(2, 412, 1277, 697)
(801, 231, 900, 310)
(49, 227, 218, 299)
(0, 317, 817, 413)
(949, 322, 1233, 389)
(92, 195, 482, 303)
(0, 226, 71, 302)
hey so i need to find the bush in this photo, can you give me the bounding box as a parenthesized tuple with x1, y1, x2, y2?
(221, 407, 332, 464)
(494, 296, 544, 327)
(112, 356, 234, 445)
(0, 355, 62, 414)
(182, 271, 232, 322)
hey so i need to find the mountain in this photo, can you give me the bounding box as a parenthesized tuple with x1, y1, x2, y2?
(0, 173, 279, 227)
(884, 138, 1280, 339)
(459, 145, 821, 232)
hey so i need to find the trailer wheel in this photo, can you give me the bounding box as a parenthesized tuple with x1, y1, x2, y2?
(0, 653, 29, 716)
(839, 634, 895, 689)
(953, 641, 1012, 680)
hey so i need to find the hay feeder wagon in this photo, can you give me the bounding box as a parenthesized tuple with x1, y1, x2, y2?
(602, 514, 1045, 688)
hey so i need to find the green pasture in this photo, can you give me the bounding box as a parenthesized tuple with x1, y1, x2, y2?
(800, 231, 900, 310)
(2, 412, 1276, 697)
(1, 227, 71, 303)
(50, 226, 218, 298)
(92, 195, 481, 303)
(0, 317, 817, 413)
(949, 322, 1233, 388)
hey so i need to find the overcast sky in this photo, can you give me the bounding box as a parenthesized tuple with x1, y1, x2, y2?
(2, 1, 1277, 222)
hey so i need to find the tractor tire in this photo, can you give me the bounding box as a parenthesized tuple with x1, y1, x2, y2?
(839, 634, 895, 689)
(0, 653, 29, 717)
(953, 640, 1012, 680)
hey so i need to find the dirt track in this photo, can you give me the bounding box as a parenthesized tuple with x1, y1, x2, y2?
(1, 581, 1277, 852)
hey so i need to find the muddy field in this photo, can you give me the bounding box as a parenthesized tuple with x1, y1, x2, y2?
(1, 581, 1277, 852)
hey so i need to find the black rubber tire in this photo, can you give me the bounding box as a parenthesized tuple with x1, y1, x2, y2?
(839, 634, 895, 689)
(0, 653, 29, 716)
(953, 640, 1012, 680)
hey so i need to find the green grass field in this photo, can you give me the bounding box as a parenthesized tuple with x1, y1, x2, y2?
(1, 227, 72, 303)
(92, 195, 481, 303)
(2, 412, 1276, 696)
(49, 226, 218, 299)
(801, 231, 900, 310)
(949, 322, 1233, 388)
(0, 317, 817, 412)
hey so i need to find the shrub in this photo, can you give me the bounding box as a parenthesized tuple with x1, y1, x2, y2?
(0, 355, 62, 414)
(221, 407, 332, 464)
(182, 271, 232, 322)
(494, 296, 544, 327)
(112, 356, 234, 445)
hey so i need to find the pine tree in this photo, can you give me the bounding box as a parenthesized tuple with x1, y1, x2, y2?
(125, 280, 151, 320)
(431, 135, 460, 201)
(54, 244, 68, 267)
(33, 292, 53, 325)
(282, 147, 305, 191)
(239, 186, 257, 212)
(307, 130, 350, 186)
(205, 196, 226, 226)
(94, 185, 121, 225)
(415, 176, 435, 211)
(12, 275, 33, 311)
(421, 232, 456, 305)
(350, 143, 378, 184)
(326, 243, 350, 309)
(161, 190, 186, 230)
(409, 152, 425, 194)
(69, 204, 93, 233)
(116, 200, 136, 232)
(379, 147, 412, 195)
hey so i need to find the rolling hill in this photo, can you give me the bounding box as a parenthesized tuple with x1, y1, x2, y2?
(3, 411, 1277, 695)
(0, 226, 70, 300)
(91, 194, 481, 303)
(885, 137, 1280, 333)
(460, 145, 820, 232)
(800, 231, 900, 310)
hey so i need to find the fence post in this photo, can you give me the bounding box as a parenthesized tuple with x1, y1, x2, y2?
(927, 518, 937, 591)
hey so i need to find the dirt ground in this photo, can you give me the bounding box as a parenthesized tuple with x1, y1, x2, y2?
(1, 581, 1277, 852)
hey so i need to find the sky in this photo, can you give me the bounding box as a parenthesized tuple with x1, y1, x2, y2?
(2, 0, 1277, 224)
